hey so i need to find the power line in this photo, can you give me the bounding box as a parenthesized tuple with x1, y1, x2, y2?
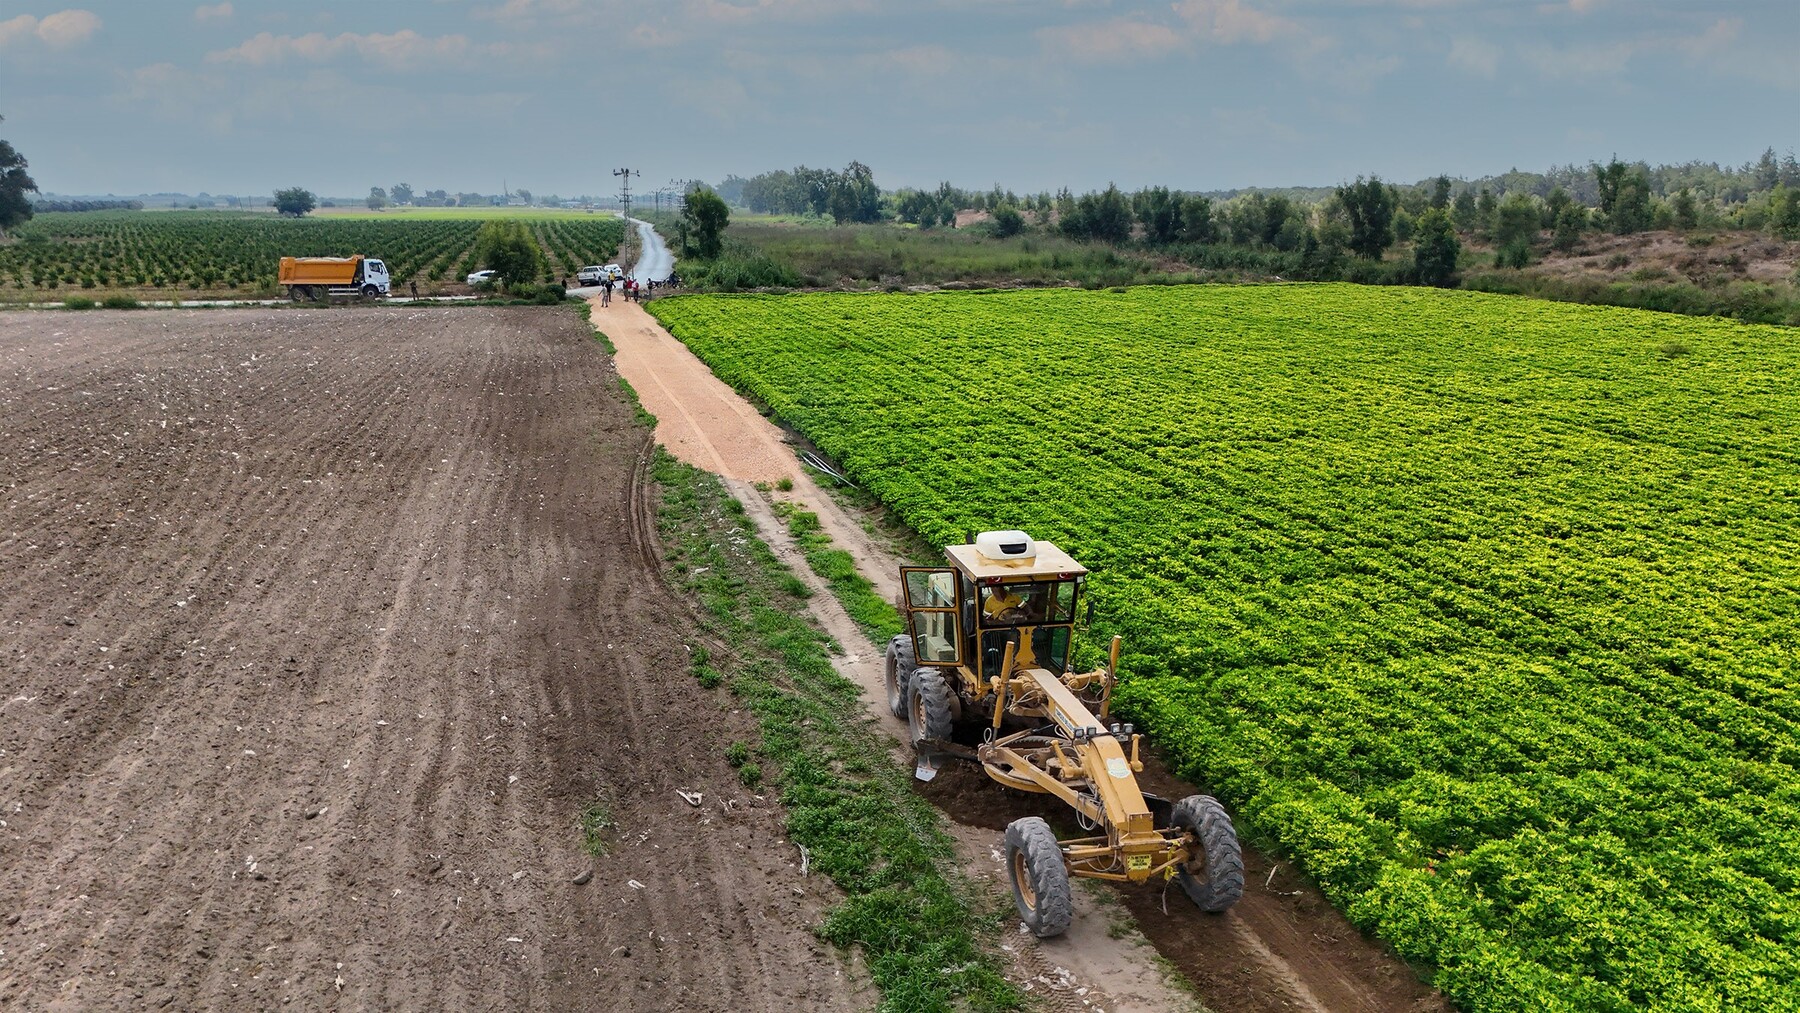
(612, 167, 640, 260)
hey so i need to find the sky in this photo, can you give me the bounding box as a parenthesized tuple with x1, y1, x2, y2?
(2, 0, 1794, 198)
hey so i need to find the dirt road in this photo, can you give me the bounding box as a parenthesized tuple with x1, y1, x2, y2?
(594, 294, 1451, 1013)
(0, 308, 866, 1011)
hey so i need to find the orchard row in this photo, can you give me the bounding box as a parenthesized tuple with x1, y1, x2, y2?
(0, 211, 625, 294)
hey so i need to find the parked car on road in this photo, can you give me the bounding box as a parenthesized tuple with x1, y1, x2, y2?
(600, 264, 624, 282)
(576, 265, 607, 287)
(466, 269, 498, 287)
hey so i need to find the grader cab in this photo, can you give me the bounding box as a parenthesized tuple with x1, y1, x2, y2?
(887, 530, 1244, 937)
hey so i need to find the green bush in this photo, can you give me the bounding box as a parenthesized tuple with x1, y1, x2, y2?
(101, 294, 139, 309)
(62, 295, 94, 309)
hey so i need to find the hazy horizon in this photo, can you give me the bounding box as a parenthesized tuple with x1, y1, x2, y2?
(6, 1, 1795, 198)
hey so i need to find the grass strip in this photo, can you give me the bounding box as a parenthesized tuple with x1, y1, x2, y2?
(655, 452, 1020, 1012)
(769, 501, 906, 644)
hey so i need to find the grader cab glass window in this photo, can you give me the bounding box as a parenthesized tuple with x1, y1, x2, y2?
(905, 569, 958, 608)
(981, 627, 1071, 678)
(901, 567, 962, 665)
(980, 581, 1076, 627)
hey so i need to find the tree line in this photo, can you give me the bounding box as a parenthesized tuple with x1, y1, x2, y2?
(710, 150, 1800, 289)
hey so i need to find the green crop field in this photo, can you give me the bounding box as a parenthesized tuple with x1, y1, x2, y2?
(650, 285, 1800, 1013)
(0, 210, 624, 299)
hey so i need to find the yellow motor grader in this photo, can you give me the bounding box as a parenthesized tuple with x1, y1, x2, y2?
(886, 530, 1244, 937)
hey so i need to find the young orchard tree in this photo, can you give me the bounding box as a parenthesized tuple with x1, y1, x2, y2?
(476, 219, 544, 288)
(0, 116, 38, 237)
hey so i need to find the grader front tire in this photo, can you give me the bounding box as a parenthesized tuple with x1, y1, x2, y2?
(1172, 795, 1245, 913)
(1004, 817, 1073, 938)
(884, 635, 916, 719)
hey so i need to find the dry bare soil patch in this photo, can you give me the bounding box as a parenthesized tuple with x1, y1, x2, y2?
(0, 307, 862, 1010)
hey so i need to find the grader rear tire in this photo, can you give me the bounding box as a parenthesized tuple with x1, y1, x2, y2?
(908, 669, 954, 746)
(1004, 817, 1072, 938)
(1172, 795, 1245, 912)
(884, 634, 916, 718)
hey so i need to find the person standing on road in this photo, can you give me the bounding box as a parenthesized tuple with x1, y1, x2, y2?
(600, 277, 612, 307)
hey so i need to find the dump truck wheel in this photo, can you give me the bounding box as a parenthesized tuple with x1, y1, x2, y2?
(287, 287, 302, 302)
(884, 635, 916, 718)
(1004, 817, 1072, 938)
(1172, 795, 1245, 913)
(362, 285, 379, 299)
(908, 669, 954, 746)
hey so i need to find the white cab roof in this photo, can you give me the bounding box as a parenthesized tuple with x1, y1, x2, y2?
(945, 541, 1087, 581)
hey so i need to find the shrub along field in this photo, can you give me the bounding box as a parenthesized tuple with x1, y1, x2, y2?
(650, 285, 1800, 1013)
(0, 210, 624, 299)
(636, 210, 1195, 292)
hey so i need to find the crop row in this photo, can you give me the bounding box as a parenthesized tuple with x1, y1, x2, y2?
(649, 285, 1800, 1012)
(0, 211, 625, 293)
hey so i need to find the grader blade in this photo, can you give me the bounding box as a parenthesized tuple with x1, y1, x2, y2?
(913, 745, 942, 781)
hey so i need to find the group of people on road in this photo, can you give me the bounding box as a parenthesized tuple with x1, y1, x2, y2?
(599, 276, 640, 306)
(598, 272, 682, 307)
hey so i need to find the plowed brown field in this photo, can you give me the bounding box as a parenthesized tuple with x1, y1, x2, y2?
(0, 308, 865, 1011)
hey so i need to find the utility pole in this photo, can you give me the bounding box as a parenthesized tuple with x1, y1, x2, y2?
(612, 167, 639, 262)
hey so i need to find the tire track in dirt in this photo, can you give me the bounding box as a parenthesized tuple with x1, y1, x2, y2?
(0, 307, 867, 1011)
(595, 294, 1451, 1013)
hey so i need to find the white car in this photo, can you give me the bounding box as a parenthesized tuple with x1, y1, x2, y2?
(576, 265, 607, 287)
(466, 269, 498, 287)
(600, 264, 624, 282)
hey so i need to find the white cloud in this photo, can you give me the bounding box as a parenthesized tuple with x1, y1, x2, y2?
(1039, 0, 1312, 64)
(194, 3, 234, 21)
(0, 15, 34, 46)
(206, 30, 478, 71)
(1173, 0, 1300, 45)
(1678, 17, 1740, 59)
(473, 0, 864, 24)
(865, 44, 956, 77)
(0, 9, 102, 49)
(1519, 39, 1637, 81)
(1037, 18, 1186, 63)
(1447, 35, 1499, 78)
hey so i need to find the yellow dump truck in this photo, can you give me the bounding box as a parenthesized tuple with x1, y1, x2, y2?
(278, 255, 391, 300)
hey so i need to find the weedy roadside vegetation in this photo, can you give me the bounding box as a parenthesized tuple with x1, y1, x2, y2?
(655, 451, 1021, 1011)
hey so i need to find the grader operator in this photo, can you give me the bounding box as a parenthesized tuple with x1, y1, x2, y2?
(886, 530, 1244, 936)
